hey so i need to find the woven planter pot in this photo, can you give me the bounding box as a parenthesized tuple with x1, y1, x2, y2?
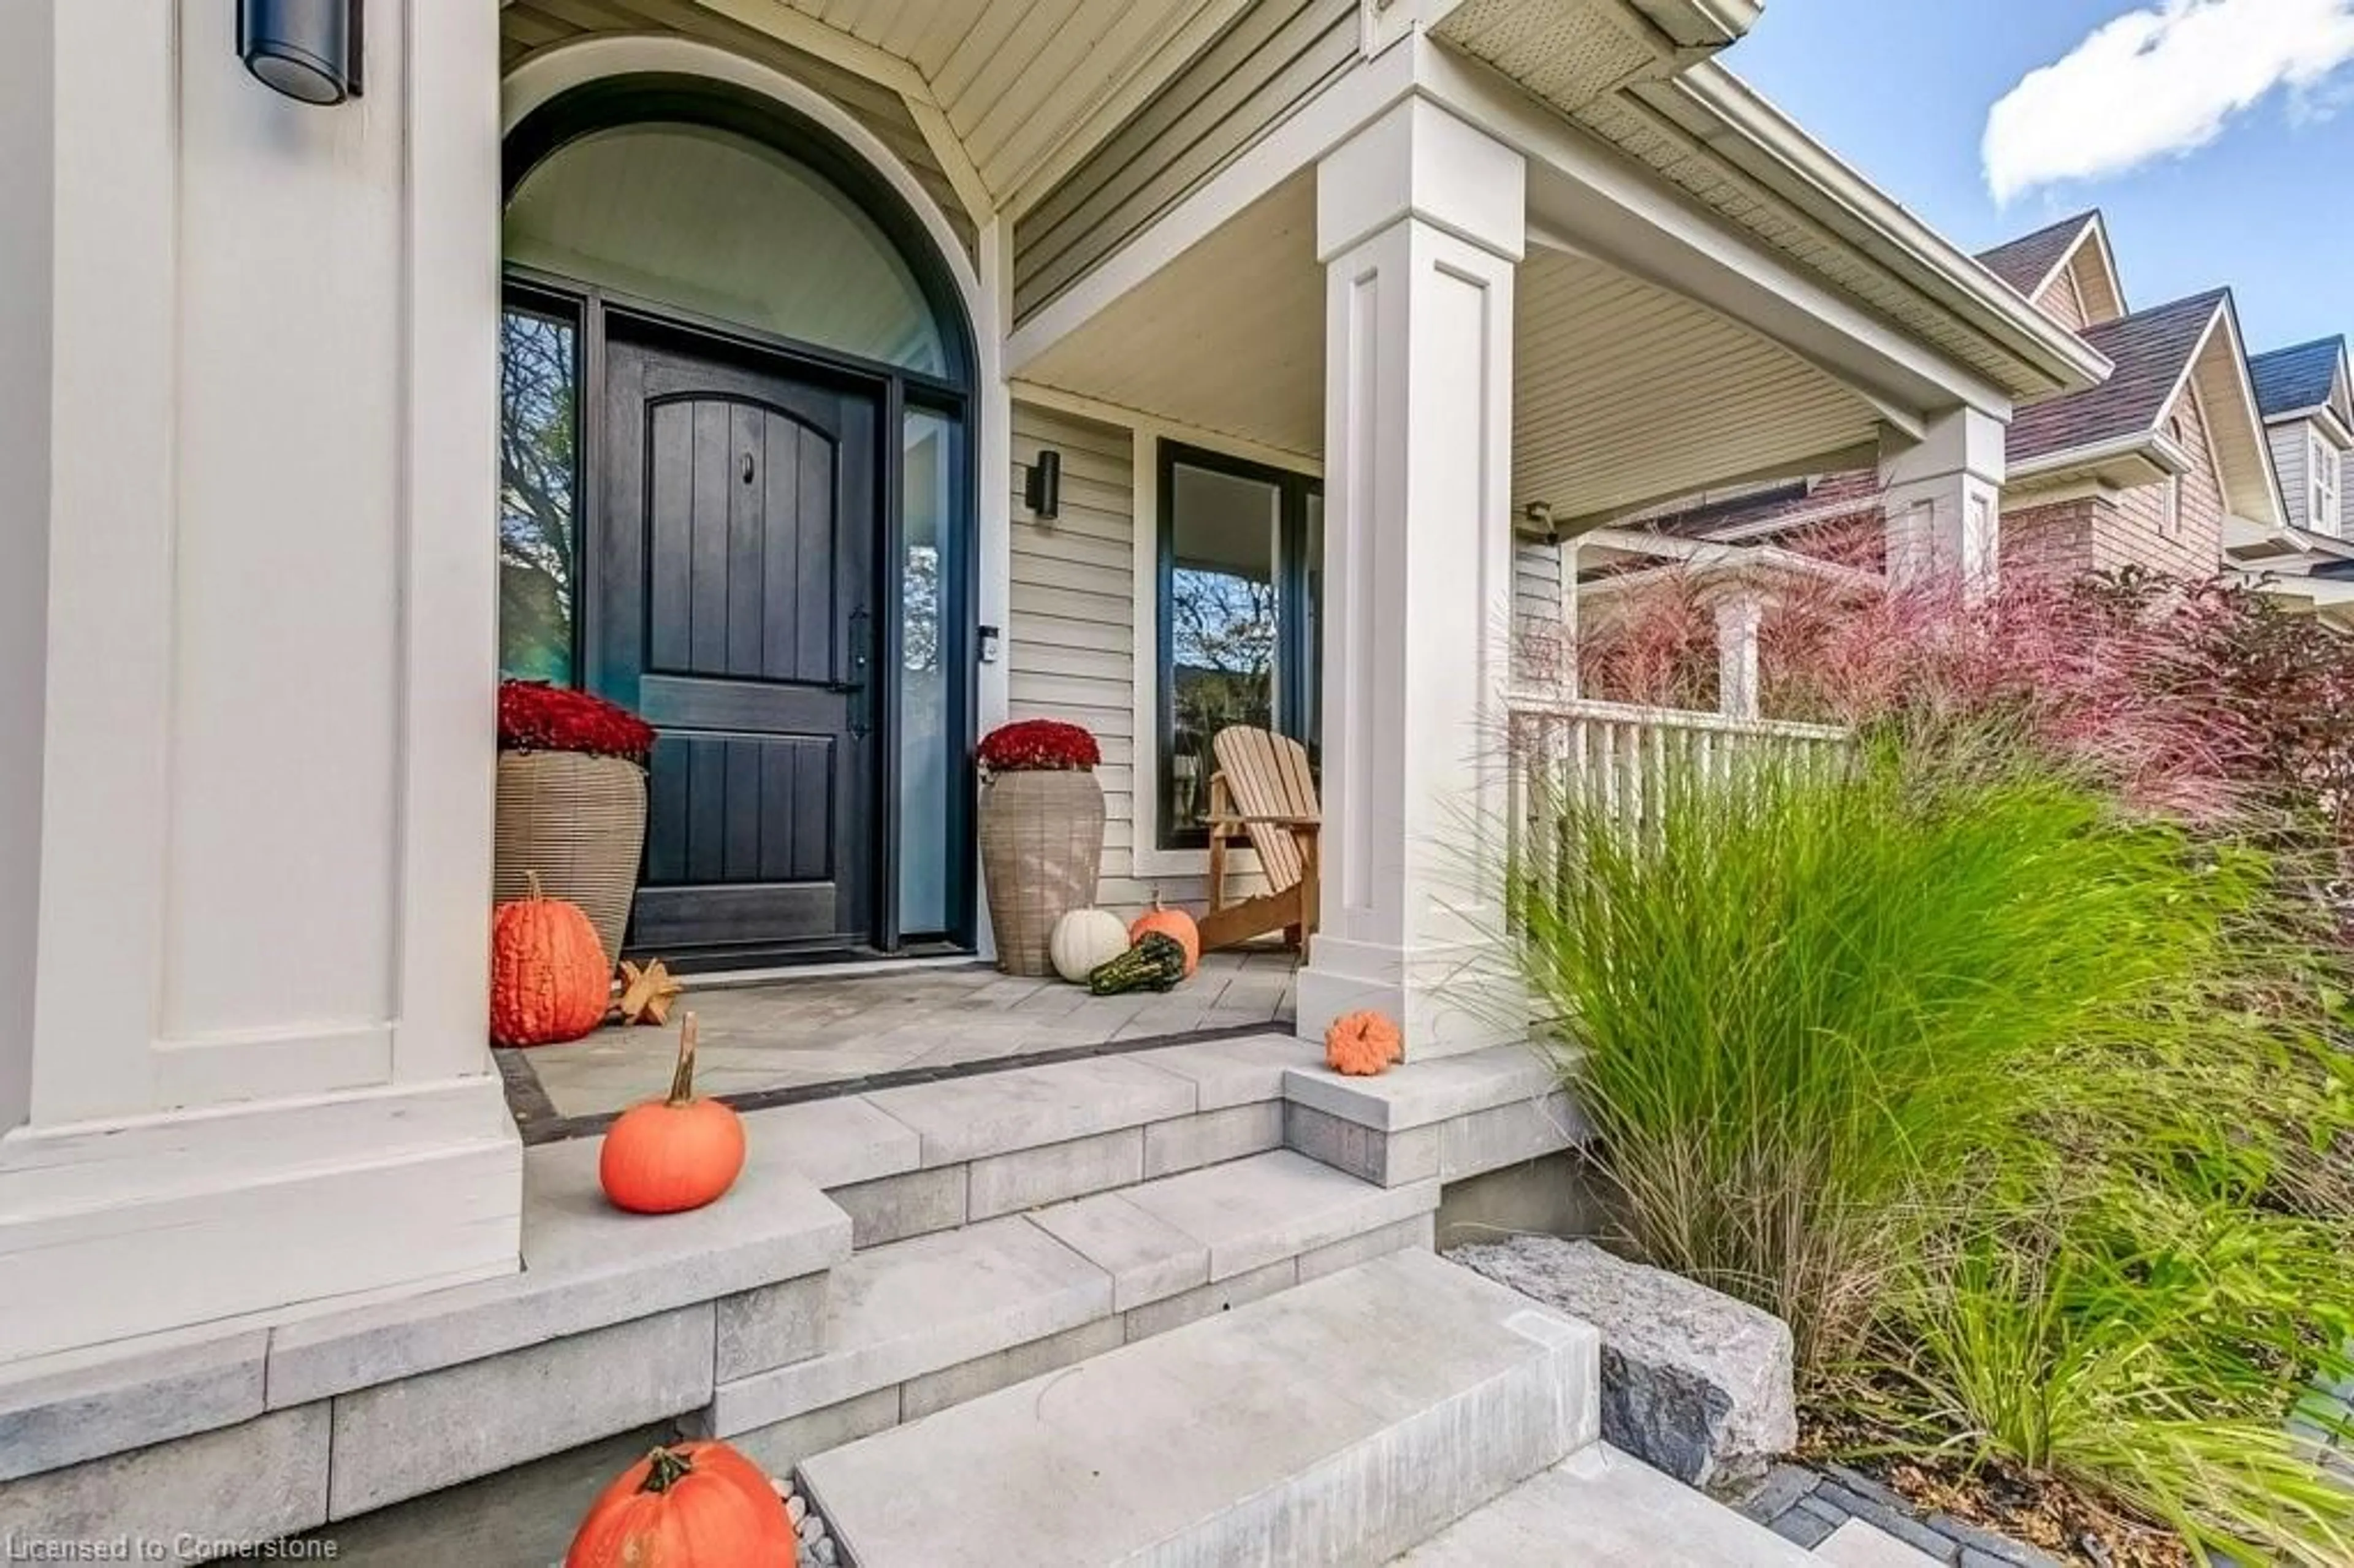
(979, 768, 1107, 976)
(493, 750, 648, 969)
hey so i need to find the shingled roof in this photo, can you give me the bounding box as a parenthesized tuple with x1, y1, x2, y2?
(1976, 212, 2098, 297)
(2008, 289, 2229, 463)
(2249, 337, 2346, 419)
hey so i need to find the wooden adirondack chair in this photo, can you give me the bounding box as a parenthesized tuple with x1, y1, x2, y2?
(1199, 726, 1320, 954)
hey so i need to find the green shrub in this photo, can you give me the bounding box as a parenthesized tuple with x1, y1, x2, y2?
(1512, 747, 2261, 1364)
(1509, 743, 2354, 1559)
(1877, 1184, 2354, 1566)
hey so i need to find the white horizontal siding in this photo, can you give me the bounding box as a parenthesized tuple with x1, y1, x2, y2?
(1009, 405, 1214, 919)
(2271, 424, 2310, 533)
(1513, 539, 1569, 688)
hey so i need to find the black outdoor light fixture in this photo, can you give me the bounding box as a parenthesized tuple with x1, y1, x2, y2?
(239, 0, 364, 106)
(1024, 448, 1062, 522)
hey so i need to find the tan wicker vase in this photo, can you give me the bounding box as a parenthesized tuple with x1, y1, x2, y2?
(493, 750, 648, 969)
(978, 768, 1107, 976)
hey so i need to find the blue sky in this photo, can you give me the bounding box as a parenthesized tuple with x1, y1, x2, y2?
(1725, 0, 2353, 354)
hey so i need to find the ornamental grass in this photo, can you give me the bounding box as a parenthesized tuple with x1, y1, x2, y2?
(1510, 556, 2354, 1563)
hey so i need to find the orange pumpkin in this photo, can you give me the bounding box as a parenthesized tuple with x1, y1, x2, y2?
(1129, 897, 1200, 978)
(565, 1440, 795, 1568)
(490, 871, 609, 1047)
(1325, 1010, 1403, 1077)
(600, 1014, 747, 1214)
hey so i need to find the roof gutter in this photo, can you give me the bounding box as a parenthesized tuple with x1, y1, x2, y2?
(2008, 429, 2182, 485)
(1667, 63, 2113, 400)
(1623, 0, 1762, 52)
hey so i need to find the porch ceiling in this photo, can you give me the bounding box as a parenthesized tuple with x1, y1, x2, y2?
(1514, 243, 1883, 523)
(498, 0, 1233, 215)
(1011, 178, 1886, 516)
(1013, 172, 1325, 460)
(773, 0, 1231, 202)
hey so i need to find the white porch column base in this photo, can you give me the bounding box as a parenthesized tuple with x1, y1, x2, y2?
(1295, 935, 1528, 1059)
(1293, 97, 1528, 1062)
(1881, 407, 2006, 594)
(0, 1076, 519, 1363)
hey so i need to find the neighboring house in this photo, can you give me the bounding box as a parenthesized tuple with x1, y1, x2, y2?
(2225, 337, 2354, 625)
(1637, 210, 2288, 589)
(2249, 335, 2352, 538)
(1978, 213, 2282, 583)
(0, 1, 2102, 1543)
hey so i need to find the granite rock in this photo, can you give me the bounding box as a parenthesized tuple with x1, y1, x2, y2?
(1450, 1236, 1796, 1488)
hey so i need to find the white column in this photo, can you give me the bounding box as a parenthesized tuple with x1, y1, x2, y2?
(1881, 407, 2005, 595)
(0, 0, 519, 1363)
(1295, 97, 1526, 1061)
(1713, 593, 1764, 719)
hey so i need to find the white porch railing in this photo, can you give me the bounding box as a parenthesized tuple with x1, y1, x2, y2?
(1504, 692, 1851, 894)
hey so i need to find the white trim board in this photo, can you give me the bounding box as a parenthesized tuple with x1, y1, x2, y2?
(0, 1073, 519, 1363)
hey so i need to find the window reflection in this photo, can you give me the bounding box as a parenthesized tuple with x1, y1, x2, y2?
(498, 307, 577, 683)
(1164, 462, 1281, 842)
(899, 409, 955, 935)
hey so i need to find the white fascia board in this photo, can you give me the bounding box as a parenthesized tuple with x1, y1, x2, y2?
(2171, 299, 2288, 529)
(1667, 64, 2108, 397)
(2008, 431, 2168, 484)
(2021, 214, 2125, 320)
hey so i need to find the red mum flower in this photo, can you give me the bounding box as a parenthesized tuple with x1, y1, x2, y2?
(978, 719, 1100, 772)
(498, 681, 657, 765)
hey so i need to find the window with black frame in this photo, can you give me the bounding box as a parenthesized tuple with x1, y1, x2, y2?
(1156, 444, 1322, 850)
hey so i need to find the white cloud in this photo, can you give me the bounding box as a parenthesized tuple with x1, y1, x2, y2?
(1983, 0, 2354, 202)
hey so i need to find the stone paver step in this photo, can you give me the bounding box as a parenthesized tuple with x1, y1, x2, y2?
(800, 1249, 1599, 1568)
(696, 1151, 1442, 1458)
(741, 1035, 1317, 1249)
(1392, 1443, 1819, 1566)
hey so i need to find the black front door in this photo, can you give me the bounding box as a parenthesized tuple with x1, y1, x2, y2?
(595, 325, 880, 964)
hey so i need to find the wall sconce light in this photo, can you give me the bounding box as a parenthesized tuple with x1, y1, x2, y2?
(240, 0, 364, 106)
(1024, 449, 1062, 522)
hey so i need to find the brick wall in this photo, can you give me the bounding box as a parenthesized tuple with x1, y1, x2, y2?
(2003, 496, 2103, 582)
(2003, 389, 2228, 584)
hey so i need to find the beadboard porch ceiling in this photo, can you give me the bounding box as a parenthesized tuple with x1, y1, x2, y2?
(500, 0, 1238, 213)
(1011, 170, 1885, 522)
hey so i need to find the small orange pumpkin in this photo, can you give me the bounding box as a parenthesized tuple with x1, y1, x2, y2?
(1325, 1010, 1403, 1077)
(564, 1439, 795, 1568)
(1129, 897, 1200, 978)
(490, 871, 609, 1047)
(600, 1014, 747, 1214)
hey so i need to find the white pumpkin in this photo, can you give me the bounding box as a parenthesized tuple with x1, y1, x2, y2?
(1049, 908, 1131, 983)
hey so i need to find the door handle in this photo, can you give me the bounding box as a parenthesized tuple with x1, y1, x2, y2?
(842, 607, 874, 739)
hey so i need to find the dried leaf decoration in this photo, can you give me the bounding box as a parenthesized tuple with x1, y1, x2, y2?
(615, 959, 684, 1027)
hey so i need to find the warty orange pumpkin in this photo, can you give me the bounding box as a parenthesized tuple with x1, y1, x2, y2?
(490, 871, 609, 1047)
(1325, 1010, 1403, 1077)
(599, 1013, 747, 1215)
(564, 1440, 795, 1568)
(1129, 896, 1200, 978)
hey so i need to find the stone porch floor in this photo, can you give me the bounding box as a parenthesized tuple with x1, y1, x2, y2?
(500, 950, 1300, 1136)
